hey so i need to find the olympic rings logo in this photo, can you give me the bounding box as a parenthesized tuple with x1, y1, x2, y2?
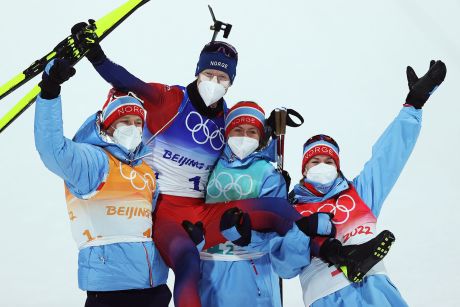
(185, 111, 225, 151)
(119, 163, 155, 192)
(299, 194, 356, 225)
(207, 172, 254, 201)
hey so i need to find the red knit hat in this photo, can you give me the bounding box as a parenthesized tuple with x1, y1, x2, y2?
(302, 134, 340, 173)
(225, 101, 265, 137)
(100, 90, 146, 130)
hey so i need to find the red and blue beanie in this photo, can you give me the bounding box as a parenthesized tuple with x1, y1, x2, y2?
(302, 136, 340, 173)
(100, 90, 146, 130)
(195, 41, 238, 84)
(225, 101, 265, 138)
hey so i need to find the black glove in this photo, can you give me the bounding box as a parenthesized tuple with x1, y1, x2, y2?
(39, 59, 76, 99)
(71, 20, 106, 64)
(288, 190, 297, 204)
(220, 207, 252, 246)
(182, 220, 205, 250)
(281, 170, 291, 195)
(295, 212, 336, 238)
(405, 60, 446, 109)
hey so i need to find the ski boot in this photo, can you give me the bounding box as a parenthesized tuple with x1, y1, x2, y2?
(320, 230, 395, 283)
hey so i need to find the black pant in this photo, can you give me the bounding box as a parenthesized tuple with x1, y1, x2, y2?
(85, 285, 172, 307)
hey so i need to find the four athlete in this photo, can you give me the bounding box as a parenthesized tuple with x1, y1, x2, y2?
(33, 19, 447, 307)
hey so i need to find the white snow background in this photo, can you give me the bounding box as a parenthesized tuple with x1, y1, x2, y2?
(0, 0, 459, 306)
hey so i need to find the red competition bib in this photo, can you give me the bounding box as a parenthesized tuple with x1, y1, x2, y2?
(294, 185, 377, 245)
(294, 185, 387, 306)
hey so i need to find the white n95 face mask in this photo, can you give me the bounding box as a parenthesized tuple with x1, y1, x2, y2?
(112, 124, 142, 152)
(198, 77, 227, 106)
(227, 136, 259, 160)
(305, 163, 338, 185)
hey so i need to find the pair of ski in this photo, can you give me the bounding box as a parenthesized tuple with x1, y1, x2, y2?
(0, 0, 151, 134)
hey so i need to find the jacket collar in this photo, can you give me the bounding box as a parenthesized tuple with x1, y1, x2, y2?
(219, 139, 277, 167)
(292, 176, 350, 203)
(72, 112, 151, 166)
(186, 80, 225, 119)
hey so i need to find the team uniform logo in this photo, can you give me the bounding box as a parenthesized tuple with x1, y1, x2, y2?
(118, 162, 155, 192)
(207, 172, 254, 201)
(297, 194, 356, 225)
(186, 111, 225, 151)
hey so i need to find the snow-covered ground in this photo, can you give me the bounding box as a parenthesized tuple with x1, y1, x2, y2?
(0, 1, 459, 306)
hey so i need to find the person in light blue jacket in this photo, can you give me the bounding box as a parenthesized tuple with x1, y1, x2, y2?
(34, 59, 170, 307)
(291, 60, 446, 307)
(198, 101, 326, 307)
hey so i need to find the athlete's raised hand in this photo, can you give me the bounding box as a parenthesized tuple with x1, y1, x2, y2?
(71, 20, 106, 64)
(405, 60, 446, 109)
(39, 59, 76, 99)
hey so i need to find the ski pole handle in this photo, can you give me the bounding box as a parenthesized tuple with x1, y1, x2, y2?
(274, 108, 287, 136)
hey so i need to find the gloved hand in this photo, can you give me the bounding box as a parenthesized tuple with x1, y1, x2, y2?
(71, 20, 106, 64)
(281, 170, 291, 195)
(220, 207, 252, 246)
(295, 212, 336, 238)
(182, 220, 205, 251)
(405, 60, 446, 109)
(288, 190, 297, 204)
(39, 59, 76, 99)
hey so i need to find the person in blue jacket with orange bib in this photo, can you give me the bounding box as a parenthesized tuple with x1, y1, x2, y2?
(290, 60, 446, 307)
(34, 59, 171, 307)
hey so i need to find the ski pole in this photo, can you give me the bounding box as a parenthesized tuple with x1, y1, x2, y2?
(273, 107, 288, 306)
(274, 108, 288, 172)
(272, 107, 304, 306)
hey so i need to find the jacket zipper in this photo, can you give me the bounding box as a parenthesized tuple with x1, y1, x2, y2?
(142, 242, 154, 287)
(250, 259, 261, 296)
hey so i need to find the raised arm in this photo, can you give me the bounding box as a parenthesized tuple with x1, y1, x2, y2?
(34, 60, 108, 198)
(71, 22, 162, 105)
(352, 107, 422, 216)
(353, 60, 446, 217)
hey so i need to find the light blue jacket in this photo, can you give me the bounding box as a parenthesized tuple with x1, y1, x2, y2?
(200, 141, 311, 307)
(34, 94, 168, 291)
(291, 106, 422, 307)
